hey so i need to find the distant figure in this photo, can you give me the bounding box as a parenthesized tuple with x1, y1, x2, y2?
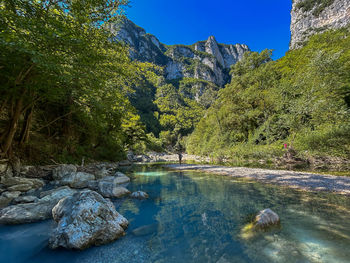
(283, 143, 288, 149)
(178, 152, 183, 165)
(175, 138, 184, 165)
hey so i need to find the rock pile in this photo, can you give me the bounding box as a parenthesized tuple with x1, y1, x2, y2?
(0, 161, 150, 250)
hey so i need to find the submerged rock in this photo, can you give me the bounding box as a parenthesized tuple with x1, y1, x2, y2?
(240, 209, 280, 240)
(132, 223, 158, 236)
(255, 209, 280, 228)
(0, 186, 76, 224)
(130, 191, 149, 200)
(49, 190, 128, 250)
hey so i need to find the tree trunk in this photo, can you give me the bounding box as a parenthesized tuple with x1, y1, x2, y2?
(0, 97, 8, 114)
(19, 105, 33, 146)
(1, 96, 24, 157)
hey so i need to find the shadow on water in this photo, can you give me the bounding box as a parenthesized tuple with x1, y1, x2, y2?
(1, 164, 350, 263)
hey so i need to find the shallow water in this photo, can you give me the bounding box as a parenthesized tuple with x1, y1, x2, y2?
(1, 165, 350, 263)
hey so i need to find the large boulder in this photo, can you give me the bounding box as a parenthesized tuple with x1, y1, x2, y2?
(49, 190, 128, 250)
(0, 176, 44, 192)
(0, 186, 76, 224)
(0, 201, 53, 224)
(114, 172, 131, 184)
(96, 174, 130, 198)
(98, 181, 130, 198)
(52, 164, 77, 181)
(254, 209, 280, 228)
(60, 172, 95, 189)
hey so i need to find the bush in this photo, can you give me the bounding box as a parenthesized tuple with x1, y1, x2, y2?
(295, 125, 350, 157)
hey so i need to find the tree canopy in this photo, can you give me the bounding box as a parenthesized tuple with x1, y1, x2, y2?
(0, 0, 151, 162)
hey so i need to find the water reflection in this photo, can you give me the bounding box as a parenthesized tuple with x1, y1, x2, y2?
(1, 165, 350, 263)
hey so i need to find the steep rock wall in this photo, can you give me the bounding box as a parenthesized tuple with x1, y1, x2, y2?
(290, 0, 350, 49)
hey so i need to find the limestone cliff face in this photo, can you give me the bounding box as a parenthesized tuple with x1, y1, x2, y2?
(290, 0, 350, 49)
(111, 18, 249, 87)
(109, 18, 168, 65)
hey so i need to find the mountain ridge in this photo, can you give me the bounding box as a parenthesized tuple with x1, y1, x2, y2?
(110, 18, 250, 87)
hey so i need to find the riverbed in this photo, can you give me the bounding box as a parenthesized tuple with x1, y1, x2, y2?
(1, 165, 350, 262)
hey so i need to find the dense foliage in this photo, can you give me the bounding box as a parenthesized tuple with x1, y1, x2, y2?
(0, 0, 151, 163)
(130, 74, 209, 150)
(187, 28, 350, 161)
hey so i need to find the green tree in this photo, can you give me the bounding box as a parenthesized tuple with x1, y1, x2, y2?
(0, 0, 152, 161)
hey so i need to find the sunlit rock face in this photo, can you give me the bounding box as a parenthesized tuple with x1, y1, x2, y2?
(290, 0, 350, 49)
(109, 18, 250, 87)
(109, 18, 168, 65)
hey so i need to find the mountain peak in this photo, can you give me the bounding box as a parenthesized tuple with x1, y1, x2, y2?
(207, 35, 217, 42)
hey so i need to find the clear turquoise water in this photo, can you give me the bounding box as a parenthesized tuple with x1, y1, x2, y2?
(1, 165, 350, 263)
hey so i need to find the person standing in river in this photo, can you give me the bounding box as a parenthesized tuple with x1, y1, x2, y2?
(175, 139, 184, 165)
(178, 152, 183, 165)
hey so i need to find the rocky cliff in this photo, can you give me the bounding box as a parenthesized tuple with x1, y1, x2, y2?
(110, 18, 249, 87)
(290, 0, 350, 49)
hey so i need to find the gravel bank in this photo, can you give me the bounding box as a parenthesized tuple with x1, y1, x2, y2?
(165, 164, 350, 195)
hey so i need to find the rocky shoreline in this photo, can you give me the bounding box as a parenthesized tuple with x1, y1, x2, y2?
(0, 161, 148, 250)
(165, 164, 350, 196)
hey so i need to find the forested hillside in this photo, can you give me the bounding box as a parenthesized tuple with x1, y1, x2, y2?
(187, 28, 350, 164)
(111, 19, 249, 149)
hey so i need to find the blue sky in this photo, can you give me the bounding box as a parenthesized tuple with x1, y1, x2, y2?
(126, 0, 292, 59)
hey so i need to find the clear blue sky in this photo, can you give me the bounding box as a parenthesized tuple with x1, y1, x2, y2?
(126, 0, 292, 59)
